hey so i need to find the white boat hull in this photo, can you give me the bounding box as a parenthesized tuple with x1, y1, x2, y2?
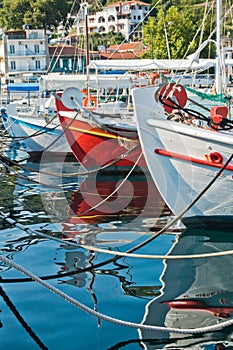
(3, 110, 72, 156)
(133, 86, 233, 227)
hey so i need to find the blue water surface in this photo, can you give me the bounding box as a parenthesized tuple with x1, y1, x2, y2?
(1, 139, 233, 350)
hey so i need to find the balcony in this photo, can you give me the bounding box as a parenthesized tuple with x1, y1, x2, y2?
(8, 50, 47, 57)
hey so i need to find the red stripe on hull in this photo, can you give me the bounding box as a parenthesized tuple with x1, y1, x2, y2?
(59, 115, 146, 169)
(155, 149, 233, 171)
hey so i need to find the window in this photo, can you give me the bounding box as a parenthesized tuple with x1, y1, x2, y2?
(35, 60, 40, 69)
(9, 45, 15, 54)
(10, 61, 16, 70)
(98, 16, 105, 23)
(109, 25, 115, 32)
(108, 15, 115, 22)
(34, 44, 39, 54)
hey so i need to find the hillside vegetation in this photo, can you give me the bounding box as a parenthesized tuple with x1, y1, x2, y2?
(0, 0, 231, 59)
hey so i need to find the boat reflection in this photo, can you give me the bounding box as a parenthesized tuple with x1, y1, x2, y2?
(62, 169, 171, 245)
(140, 227, 233, 349)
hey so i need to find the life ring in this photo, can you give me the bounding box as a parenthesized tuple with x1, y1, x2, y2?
(134, 72, 148, 88)
(208, 151, 223, 164)
(83, 95, 97, 110)
(81, 88, 88, 94)
(150, 73, 160, 86)
(158, 83, 187, 113)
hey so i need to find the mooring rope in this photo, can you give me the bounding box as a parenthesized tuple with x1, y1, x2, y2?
(15, 110, 80, 163)
(1, 254, 233, 334)
(0, 158, 65, 190)
(1, 153, 233, 285)
(0, 285, 48, 349)
(11, 117, 60, 141)
(77, 152, 143, 215)
(1, 111, 59, 142)
(78, 244, 233, 259)
(0, 143, 141, 178)
(2, 207, 233, 260)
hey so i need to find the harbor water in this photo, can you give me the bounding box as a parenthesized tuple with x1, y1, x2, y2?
(1, 138, 233, 350)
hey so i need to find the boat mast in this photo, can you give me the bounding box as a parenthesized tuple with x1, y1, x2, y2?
(83, 2, 90, 70)
(215, 0, 222, 94)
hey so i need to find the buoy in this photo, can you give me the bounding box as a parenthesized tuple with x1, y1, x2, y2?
(158, 83, 187, 113)
(83, 95, 97, 110)
(208, 151, 223, 164)
(150, 73, 160, 86)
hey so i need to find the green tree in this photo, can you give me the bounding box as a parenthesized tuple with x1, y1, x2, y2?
(0, 0, 72, 31)
(0, 0, 31, 29)
(143, 5, 206, 59)
(89, 32, 125, 51)
(142, 16, 157, 58)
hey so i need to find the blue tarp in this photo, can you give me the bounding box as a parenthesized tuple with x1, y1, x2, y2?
(7, 83, 39, 92)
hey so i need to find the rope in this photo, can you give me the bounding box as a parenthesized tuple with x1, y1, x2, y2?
(1, 153, 233, 285)
(10, 114, 59, 141)
(77, 152, 143, 215)
(15, 110, 80, 163)
(159, 91, 233, 131)
(0, 286, 48, 349)
(2, 205, 233, 281)
(76, 244, 233, 260)
(0, 143, 141, 178)
(1, 254, 233, 334)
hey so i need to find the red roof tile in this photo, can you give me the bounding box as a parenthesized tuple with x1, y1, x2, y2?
(106, 1, 149, 8)
(108, 42, 142, 51)
(100, 51, 139, 59)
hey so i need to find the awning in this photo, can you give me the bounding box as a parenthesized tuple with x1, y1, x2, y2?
(88, 58, 217, 71)
(7, 83, 39, 92)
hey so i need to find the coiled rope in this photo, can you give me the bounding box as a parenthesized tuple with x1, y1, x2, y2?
(159, 94, 233, 130)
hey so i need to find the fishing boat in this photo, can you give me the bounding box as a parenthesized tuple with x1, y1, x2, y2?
(54, 66, 155, 170)
(1, 99, 73, 158)
(133, 0, 233, 229)
(0, 70, 147, 160)
(133, 81, 233, 228)
(55, 57, 217, 170)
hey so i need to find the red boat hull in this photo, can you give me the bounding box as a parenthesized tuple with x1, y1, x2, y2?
(55, 97, 146, 169)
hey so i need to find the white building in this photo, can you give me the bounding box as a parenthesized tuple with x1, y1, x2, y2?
(0, 26, 49, 84)
(77, 1, 150, 41)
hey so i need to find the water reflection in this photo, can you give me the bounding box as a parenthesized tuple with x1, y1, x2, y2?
(62, 169, 171, 245)
(140, 227, 233, 349)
